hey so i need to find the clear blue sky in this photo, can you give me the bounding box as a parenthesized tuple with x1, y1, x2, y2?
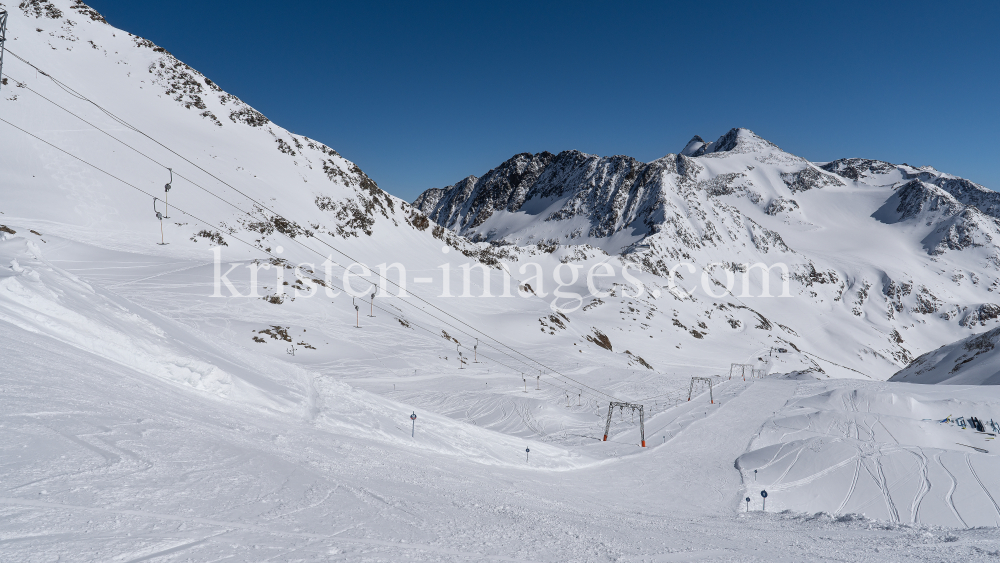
(87, 0, 999, 202)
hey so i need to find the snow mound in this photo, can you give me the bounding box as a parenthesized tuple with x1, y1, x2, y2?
(0, 235, 301, 410)
(737, 382, 1000, 527)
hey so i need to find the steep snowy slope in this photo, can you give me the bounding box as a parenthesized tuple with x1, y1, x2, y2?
(890, 327, 1000, 385)
(0, 0, 481, 267)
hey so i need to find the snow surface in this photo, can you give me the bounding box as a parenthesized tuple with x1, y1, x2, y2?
(1, 1, 999, 560)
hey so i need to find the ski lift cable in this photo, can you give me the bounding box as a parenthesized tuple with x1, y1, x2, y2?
(0, 117, 592, 404)
(2, 65, 609, 398)
(2, 69, 260, 217)
(2, 53, 617, 397)
(1, 56, 616, 400)
(0, 114, 585, 392)
(0, 114, 596, 400)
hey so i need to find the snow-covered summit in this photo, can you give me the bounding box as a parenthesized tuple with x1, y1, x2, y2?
(681, 127, 780, 156)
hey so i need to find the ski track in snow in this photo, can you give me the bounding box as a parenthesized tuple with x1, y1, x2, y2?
(965, 454, 1000, 524)
(937, 453, 968, 528)
(2, 2, 1000, 559)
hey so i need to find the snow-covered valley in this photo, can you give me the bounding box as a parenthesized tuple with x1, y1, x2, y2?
(1, 1, 1000, 561)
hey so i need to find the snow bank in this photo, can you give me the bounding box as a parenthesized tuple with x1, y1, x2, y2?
(737, 382, 1000, 527)
(0, 235, 296, 409)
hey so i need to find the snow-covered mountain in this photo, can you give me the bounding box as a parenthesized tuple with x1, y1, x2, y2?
(415, 129, 1000, 263)
(414, 128, 1000, 378)
(1, 0, 435, 257)
(3, 2, 1000, 557)
(6, 0, 1000, 382)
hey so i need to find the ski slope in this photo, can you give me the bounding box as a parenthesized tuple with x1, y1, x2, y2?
(2, 230, 1000, 560)
(739, 381, 1000, 527)
(1, 1, 1000, 560)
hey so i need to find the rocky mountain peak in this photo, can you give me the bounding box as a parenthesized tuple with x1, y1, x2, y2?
(680, 135, 706, 156)
(680, 128, 778, 157)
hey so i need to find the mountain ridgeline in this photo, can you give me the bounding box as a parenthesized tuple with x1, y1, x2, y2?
(413, 128, 1000, 260)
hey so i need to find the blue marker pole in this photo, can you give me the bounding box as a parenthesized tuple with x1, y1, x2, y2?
(760, 489, 768, 511)
(410, 412, 417, 437)
(525, 447, 530, 462)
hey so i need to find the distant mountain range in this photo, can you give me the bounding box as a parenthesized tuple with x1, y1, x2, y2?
(414, 128, 1000, 378)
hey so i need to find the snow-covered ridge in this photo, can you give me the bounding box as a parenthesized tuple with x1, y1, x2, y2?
(412, 127, 853, 252)
(890, 327, 1000, 385)
(1, 0, 475, 262)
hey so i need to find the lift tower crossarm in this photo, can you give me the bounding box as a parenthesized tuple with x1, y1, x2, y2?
(602, 401, 646, 447)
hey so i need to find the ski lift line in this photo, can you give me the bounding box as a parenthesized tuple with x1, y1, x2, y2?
(2, 83, 579, 390)
(4, 70, 611, 401)
(0, 118, 311, 270)
(5, 114, 535, 389)
(2, 70, 261, 218)
(0, 116, 596, 400)
(2, 53, 616, 399)
(2, 55, 616, 401)
(3, 101, 596, 400)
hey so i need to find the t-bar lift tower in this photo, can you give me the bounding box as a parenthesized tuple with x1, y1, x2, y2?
(688, 377, 715, 404)
(602, 401, 646, 447)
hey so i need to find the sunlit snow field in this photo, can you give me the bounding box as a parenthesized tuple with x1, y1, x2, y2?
(2, 1, 1000, 560)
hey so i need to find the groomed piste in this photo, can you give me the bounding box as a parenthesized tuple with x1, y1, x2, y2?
(1, 1, 1000, 560)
